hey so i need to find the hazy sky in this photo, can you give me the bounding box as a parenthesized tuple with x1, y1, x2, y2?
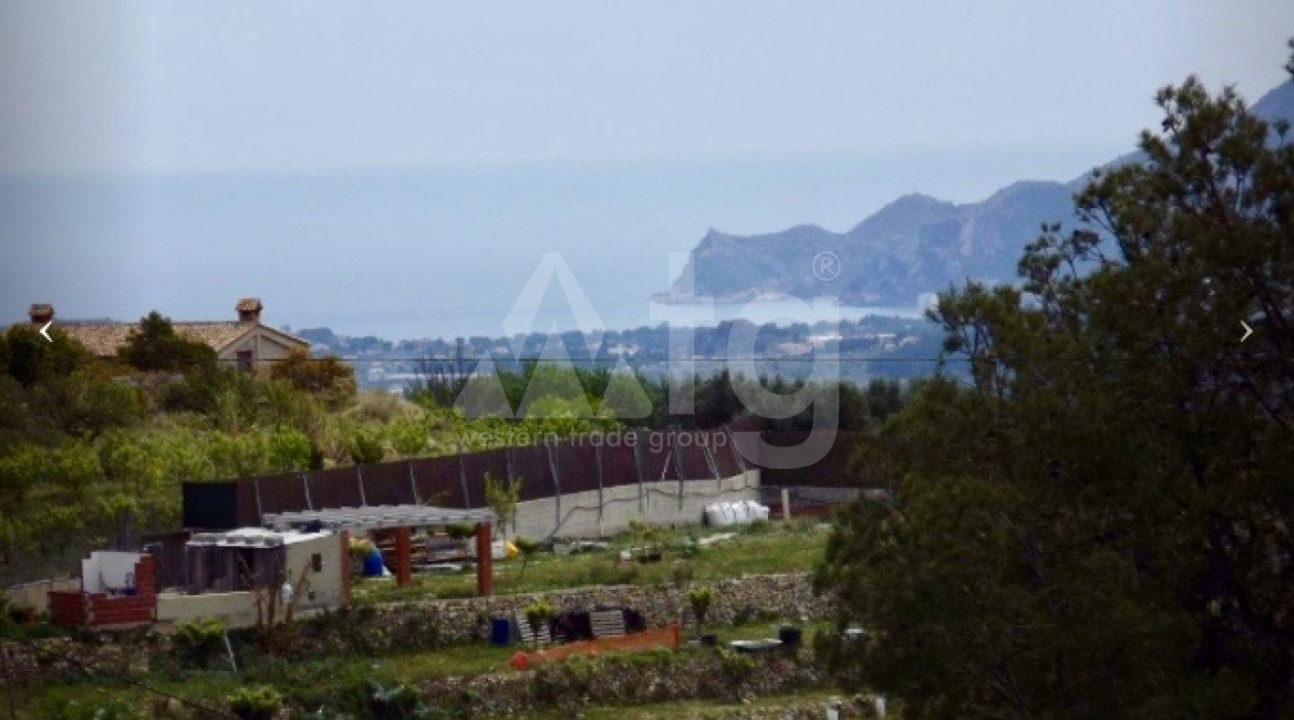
(1, 2, 1292, 339)
(3, 1, 1292, 176)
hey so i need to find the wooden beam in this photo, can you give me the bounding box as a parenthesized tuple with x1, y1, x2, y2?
(475, 522, 493, 597)
(394, 527, 412, 588)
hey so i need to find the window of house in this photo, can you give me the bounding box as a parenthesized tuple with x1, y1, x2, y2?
(236, 349, 253, 373)
(311, 553, 323, 573)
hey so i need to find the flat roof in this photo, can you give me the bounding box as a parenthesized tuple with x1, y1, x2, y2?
(262, 504, 495, 532)
(188, 527, 333, 548)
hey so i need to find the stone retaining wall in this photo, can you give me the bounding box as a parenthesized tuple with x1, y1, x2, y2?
(365, 572, 826, 647)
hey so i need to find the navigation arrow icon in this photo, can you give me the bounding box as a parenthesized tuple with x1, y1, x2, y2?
(1240, 320, 1253, 344)
(39, 320, 52, 343)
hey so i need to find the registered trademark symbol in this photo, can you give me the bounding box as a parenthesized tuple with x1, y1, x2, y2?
(813, 251, 841, 281)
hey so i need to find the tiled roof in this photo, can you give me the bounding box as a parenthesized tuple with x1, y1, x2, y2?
(54, 321, 255, 357)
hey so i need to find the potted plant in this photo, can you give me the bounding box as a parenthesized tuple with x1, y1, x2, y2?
(688, 586, 715, 645)
(523, 600, 555, 649)
(347, 538, 371, 577)
(628, 519, 667, 563)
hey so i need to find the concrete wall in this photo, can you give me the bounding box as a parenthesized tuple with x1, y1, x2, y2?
(157, 591, 261, 628)
(155, 588, 340, 630)
(3, 578, 80, 615)
(284, 533, 345, 611)
(509, 470, 760, 541)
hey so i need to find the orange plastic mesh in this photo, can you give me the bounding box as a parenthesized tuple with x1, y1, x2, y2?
(519, 624, 681, 666)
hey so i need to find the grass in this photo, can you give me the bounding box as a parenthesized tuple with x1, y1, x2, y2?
(533, 689, 849, 720)
(18, 619, 835, 716)
(352, 519, 830, 605)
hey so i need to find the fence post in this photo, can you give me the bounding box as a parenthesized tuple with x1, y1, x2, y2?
(632, 432, 645, 517)
(782, 487, 791, 522)
(546, 443, 562, 536)
(595, 443, 605, 537)
(459, 456, 470, 509)
(674, 432, 685, 511)
(302, 473, 313, 511)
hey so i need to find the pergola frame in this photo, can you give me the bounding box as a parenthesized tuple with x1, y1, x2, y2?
(262, 505, 496, 596)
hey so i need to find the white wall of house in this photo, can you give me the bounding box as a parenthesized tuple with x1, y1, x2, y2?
(284, 533, 344, 610)
(158, 534, 343, 629)
(82, 551, 144, 593)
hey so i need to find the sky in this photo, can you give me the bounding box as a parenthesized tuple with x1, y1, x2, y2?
(1, 1, 1292, 339)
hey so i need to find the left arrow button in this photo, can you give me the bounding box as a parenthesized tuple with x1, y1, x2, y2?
(39, 320, 52, 343)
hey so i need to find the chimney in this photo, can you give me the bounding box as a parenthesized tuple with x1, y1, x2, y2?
(236, 297, 263, 324)
(28, 303, 54, 326)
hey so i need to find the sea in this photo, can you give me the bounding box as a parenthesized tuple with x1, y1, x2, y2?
(289, 293, 932, 344)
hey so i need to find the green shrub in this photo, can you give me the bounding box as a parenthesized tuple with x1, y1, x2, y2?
(368, 681, 434, 720)
(227, 685, 283, 720)
(718, 647, 757, 681)
(732, 605, 757, 627)
(247, 655, 371, 714)
(670, 539, 702, 558)
(512, 537, 541, 557)
(523, 600, 555, 647)
(688, 586, 714, 633)
(47, 699, 140, 720)
(670, 560, 695, 588)
(787, 517, 819, 535)
(443, 523, 476, 540)
(741, 519, 772, 535)
(579, 561, 640, 587)
(513, 536, 542, 579)
(173, 616, 227, 669)
(346, 426, 386, 465)
(482, 472, 522, 537)
(389, 417, 429, 457)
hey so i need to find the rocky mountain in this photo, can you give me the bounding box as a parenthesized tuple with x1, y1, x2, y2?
(663, 80, 1294, 307)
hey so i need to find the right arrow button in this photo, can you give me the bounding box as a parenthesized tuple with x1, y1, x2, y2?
(1240, 320, 1254, 343)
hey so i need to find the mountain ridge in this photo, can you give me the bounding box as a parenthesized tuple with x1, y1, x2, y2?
(661, 79, 1294, 307)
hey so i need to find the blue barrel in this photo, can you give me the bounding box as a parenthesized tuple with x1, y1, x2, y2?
(490, 617, 513, 646)
(363, 548, 385, 576)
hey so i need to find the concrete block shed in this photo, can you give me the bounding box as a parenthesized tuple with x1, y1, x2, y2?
(152, 527, 346, 628)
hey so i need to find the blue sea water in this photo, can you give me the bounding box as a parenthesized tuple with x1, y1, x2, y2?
(301, 293, 930, 343)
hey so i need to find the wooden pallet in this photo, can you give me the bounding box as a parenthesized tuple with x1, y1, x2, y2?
(515, 611, 553, 647)
(590, 609, 627, 638)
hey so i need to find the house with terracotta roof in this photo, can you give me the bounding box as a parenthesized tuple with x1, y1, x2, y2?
(24, 298, 309, 372)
